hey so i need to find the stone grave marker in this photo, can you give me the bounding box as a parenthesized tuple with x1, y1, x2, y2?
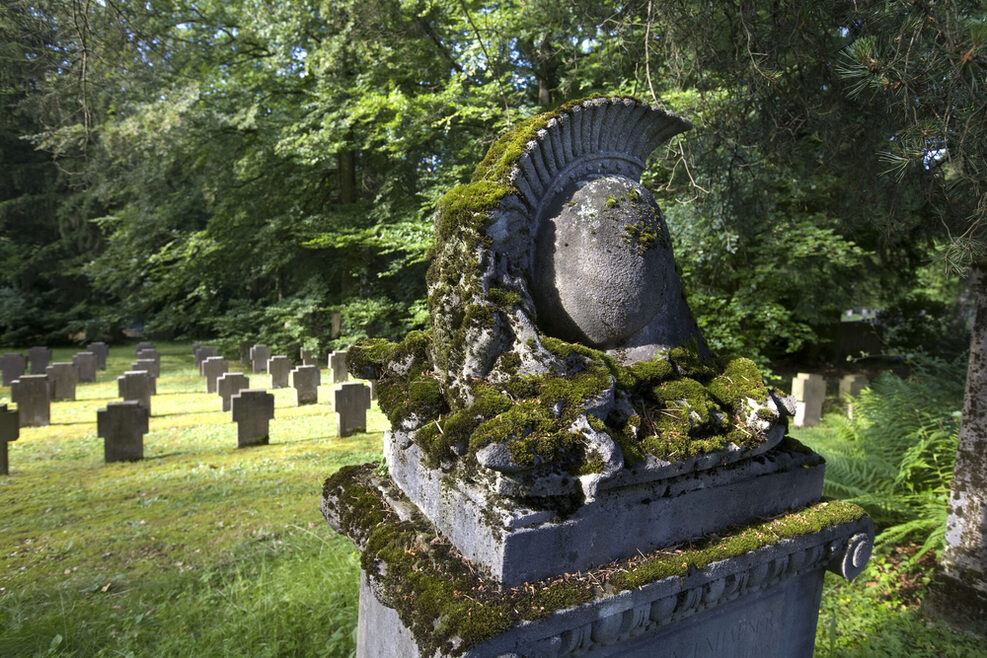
(118, 371, 153, 412)
(250, 344, 271, 374)
(334, 382, 371, 437)
(217, 372, 249, 412)
(46, 362, 78, 401)
(239, 341, 251, 365)
(136, 348, 160, 367)
(27, 346, 51, 374)
(267, 355, 292, 389)
(300, 348, 318, 367)
(322, 98, 874, 657)
(97, 400, 149, 462)
(195, 346, 218, 373)
(129, 361, 158, 393)
(329, 350, 349, 384)
(133, 358, 160, 378)
(231, 389, 274, 448)
(73, 351, 97, 383)
(0, 404, 18, 475)
(330, 311, 342, 339)
(290, 365, 319, 405)
(11, 375, 50, 427)
(1, 353, 26, 386)
(792, 372, 826, 427)
(202, 356, 228, 394)
(86, 342, 109, 370)
(135, 341, 154, 354)
(839, 374, 868, 399)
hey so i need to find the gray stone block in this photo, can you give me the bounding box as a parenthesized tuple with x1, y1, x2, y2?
(300, 348, 318, 367)
(217, 372, 249, 412)
(0, 403, 19, 475)
(231, 389, 274, 447)
(27, 346, 51, 374)
(250, 344, 271, 374)
(136, 349, 160, 367)
(290, 365, 319, 405)
(329, 350, 349, 384)
(46, 362, 78, 401)
(335, 382, 371, 437)
(202, 356, 228, 394)
(194, 346, 218, 373)
(268, 355, 292, 389)
(132, 358, 160, 378)
(839, 374, 868, 399)
(73, 351, 97, 383)
(86, 342, 109, 370)
(239, 341, 251, 365)
(11, 375, 50, 427)
(1, 353, 26, 386)
(118, 371, 153, 413)
(791, 373, 825, 427)
(98, 400, 149, 462)
(135, 341, 154, 354)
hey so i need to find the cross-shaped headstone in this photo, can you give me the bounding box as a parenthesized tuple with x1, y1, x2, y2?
(1, 353, 26, 386)
(792, 373, 826, 428)
(132, 358, 160, 378)
(73, 351, 97, 383)
(290, 365, 320, 405)
(86, 342, 109, 370)
(118, 370, 153, 412)
(335, 382, 372, 437)
(136, 348, 160, 367)
(98, 401, 149, 462)
(11, 375, 50, 427)
(46, 362, 78, 401)
(329, 350, 349, 384)
(27, 346, 51, 374)
(267, 355, 292, 389)
(231, 389, 275, 448)
(202, 356, 228, 393)
(0, 404, 19, 476)
(217, 372, 250, 412)
(249, 345, 271, 374)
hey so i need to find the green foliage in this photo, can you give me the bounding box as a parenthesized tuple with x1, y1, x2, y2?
(794, 356, 966, 563)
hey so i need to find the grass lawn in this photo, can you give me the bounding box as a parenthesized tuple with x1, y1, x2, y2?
(0, 343, 983, 656)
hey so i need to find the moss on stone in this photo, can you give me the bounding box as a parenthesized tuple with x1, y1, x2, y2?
(434, 181, 513, 243)
(346, 338, 396, 380)
(707, 358, 770, 409)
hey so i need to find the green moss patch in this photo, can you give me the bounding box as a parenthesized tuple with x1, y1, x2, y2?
(328, 463, 868, 657)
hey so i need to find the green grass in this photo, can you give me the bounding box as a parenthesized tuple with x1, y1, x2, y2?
(0, 346, 982, 656)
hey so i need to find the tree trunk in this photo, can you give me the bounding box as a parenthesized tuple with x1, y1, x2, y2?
(338, 149, 357, 204)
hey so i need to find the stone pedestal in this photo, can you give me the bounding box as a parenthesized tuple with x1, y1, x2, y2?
(231, 389, 274, 447)
(291, 365, 320, 405)
(329, 350, 349, 384)
(11, 375, 50, 426)
(0, 404, 18, 475)
(268, 356, 292, 389)
(218, 372, 250, 412)
(46, 363, 79, 401)
(98, 401, 149, 462)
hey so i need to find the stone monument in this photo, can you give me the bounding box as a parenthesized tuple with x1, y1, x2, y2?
(231, 389, 274, 447)
(217, 372, 250, 412)
(202, 356, 228, 394)
(791, 373, 826, 427)
(0, 404, 18, 475)
(329, 350, 349, 384)
(86, 342, 109, 370)
(268, 355, 292, 389)
(11, 374, 50, 427)
(334, 382, 371, 437)
(118, 371, 153, 412)
(322, 97, 874, 657)
(73, 351, 97, 383)
(46, 362, 78, 402)
(290, 365, 320, 405)
(27, 346, 51, 374)
(98, 401, 149, 462)
(250, 344, 271, 374)
(1, 353, 26, 386)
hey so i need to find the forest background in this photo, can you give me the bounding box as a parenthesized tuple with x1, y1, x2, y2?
(1, 0, 985, 368)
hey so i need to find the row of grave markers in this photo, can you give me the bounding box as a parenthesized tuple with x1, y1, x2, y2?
(791, 372, 869, 427)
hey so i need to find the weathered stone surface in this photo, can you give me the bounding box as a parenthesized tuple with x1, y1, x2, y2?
(239, 341, 251, 365)
(118, 371, 153, 412)
(0, 404, 19, 476)
(335, 382, 371, 437)
(135, 341, 154, 354)
(329, 350, 349, 384)
(136, 349, 160, 367)
(27, 346, 51, 374)
(217, 372, 249, 412)
(98, 400, 149, 462)
(46, 362, 78, 401)
(231, 389, 274, 447)
(268, 355, 292, 389)
(132, 358, 160, 378)
(73, 351, 97, 383)
(290, 365, 320, 405)
(194, 346, 218, 373)
(202, 356, 228, 394)
(300, 348, 318, 367)
(86, 342, 109, 370)
(250, 344, 271, 374)
(791, 373, 825, 427)
(12, 375, 50, 427)
(1, 353, 26, 386)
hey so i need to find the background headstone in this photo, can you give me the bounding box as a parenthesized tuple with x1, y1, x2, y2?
(290, 365, 320, 405)
(136, 348, 160, 367)
(330, 311, 342, 339)
(73, 352, 97, 383)
(1, 353, 26, 386)
(46, 362, 78, 401)
(250, 344, 271, 374)
(135, 341, 154, 354)
(329, 350, 349, 384)
(239, 341, 251, 365)
(231, 389, 275, 447)
(334, 382, 371, 437)
(195, 346, 218, 374)
(202, 356, 228, 394)
(133, 358, 160, 378)
(27, 346, 51, 374)
(86, 342, 109, 370)
(129, 361, 158, 393)
(97, 401, 149, 462)
(268, 355, 291, 389)
(839, 374, 869, 399)
(217, 372, 249, 412)
(792, 372, 826, 427)
(118, 371, 153, 412)
(300, 348, 318, 367)
(0, 404, 19, 476)
(11, 375, 50, 427)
